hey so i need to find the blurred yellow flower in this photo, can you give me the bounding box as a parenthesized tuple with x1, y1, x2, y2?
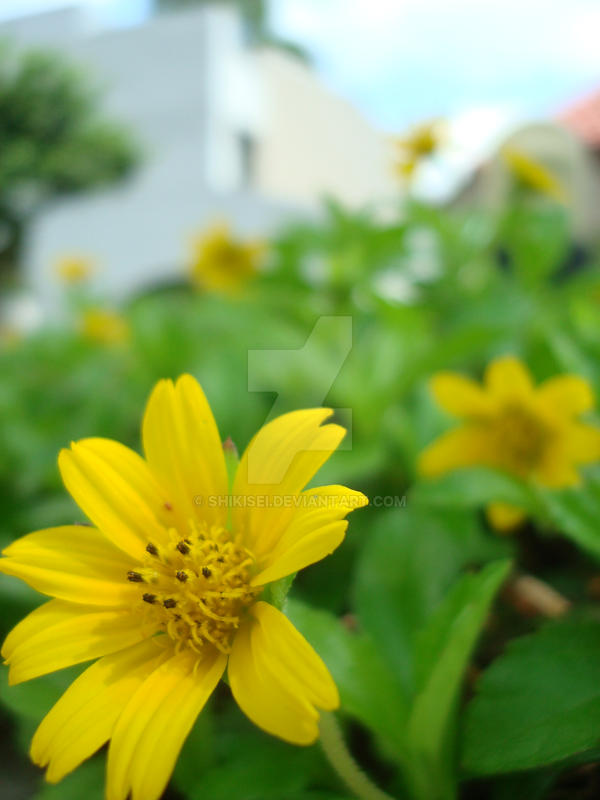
(394, 119, 445, 181)
(419, 356, 600, 530)
(0, 375, 367, 800)
(54, 255, 95, 284)
(485, 501, 529, 534)
(190, 223, 265, 293)
(501, 147, 567, 203)
(80, 308, 129, 345)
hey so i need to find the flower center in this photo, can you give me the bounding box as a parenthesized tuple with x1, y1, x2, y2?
(127, 523, 259, 655)
(215, 242, 249, 275)
(494, 403, 551, 472)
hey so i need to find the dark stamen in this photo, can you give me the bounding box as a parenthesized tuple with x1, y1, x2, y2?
(143, 593, 157, 604)
(176, 541, 190, 555)
(176, 570, 188, 582)
(202, 567, 212, 578)
(127, 571, 144, 582)
(163, 598, 177, 609)
(146, 543, 159, 556)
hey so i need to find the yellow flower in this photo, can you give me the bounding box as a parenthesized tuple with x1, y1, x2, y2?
(485, 501, 529, 534)
(419, 356, 600, 529)
(501, 147, 567, 203)
(393, 119, 445, 181)
(54, 255, 95, 284)
(190, 223, 265, 293)
(80, 308, 129, 345)
(0, 375, 367, 800)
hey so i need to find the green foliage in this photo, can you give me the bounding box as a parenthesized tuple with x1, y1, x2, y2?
(1, 190, 600, 800)
(463, 620, 600, 775)
(289, 506, 510, 800)
(32, 758, 105, 800)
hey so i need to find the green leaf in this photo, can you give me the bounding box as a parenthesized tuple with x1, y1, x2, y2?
(353, 507, 508, 696)
(32, 756, 105, 800)
(286, 598, 409, 754)
(462, 619, 600, 775)
(0, 663, 85, 755)
(405, 560, 511, 797)
(489, 766, 565, 800)
(410, 469, 539, 515)
(264, 573, 297, 611)
(178, 705, 327, 800)
(0, 664, 82, 723)
(538, 485, 600, 560)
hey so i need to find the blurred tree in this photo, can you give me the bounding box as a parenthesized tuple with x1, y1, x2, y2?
(0, 43, 140, 284)
(154, 0, 309, 62)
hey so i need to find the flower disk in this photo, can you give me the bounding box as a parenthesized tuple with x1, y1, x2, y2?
(492, 403, 553, 474)
(131, 524, 259, 655)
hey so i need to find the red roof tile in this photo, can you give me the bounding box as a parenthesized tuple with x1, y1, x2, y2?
(559, 90, 600, 148)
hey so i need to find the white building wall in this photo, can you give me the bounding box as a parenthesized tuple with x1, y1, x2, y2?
(254, 49, 396, 209)
(0, 4, 395, 306)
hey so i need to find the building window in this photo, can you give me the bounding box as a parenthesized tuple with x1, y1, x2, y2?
(238, 132, 256, 189)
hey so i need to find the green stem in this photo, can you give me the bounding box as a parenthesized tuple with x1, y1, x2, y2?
(319, 712, 398, 800)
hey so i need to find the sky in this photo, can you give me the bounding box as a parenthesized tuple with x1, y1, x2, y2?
(1, 0, 599, 142)
(269, 0, 600, 131)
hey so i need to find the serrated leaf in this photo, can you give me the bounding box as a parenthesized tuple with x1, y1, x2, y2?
(462, 620, 600, 775)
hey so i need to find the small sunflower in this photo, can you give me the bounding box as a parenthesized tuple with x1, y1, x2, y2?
(419, 356, 600, 531)
(80, 308, 129, 346)
(55, 255, 95, 284)
(190, 223, 265, 293)
(393, 119, 445, 181)
(0, 375, 366, 800)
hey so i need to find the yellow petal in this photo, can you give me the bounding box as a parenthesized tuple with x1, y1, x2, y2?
(232, 409, 345, 562)
(106, 647, 225, 800)
(31, 639, 166, 783)
(251, 486, 368, 586)
(486, 502, 527, 533)
(418, 425, 497, 478)
(228, 601, 338, 745)
(537, 375, 595, 418)
(430, 372, 494, 417)
(142, 375, 228, 529)
(59, 438, 171, 559)
(0, 525, 137, 606)
(567, 423, 600, 465)
(533, 445, 581, 488)
(2, 600, 150, 685)
(484, 356, 533, 399)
